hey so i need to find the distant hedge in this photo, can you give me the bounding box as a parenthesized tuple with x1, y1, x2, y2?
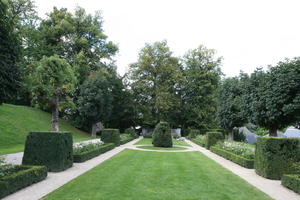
(0, 165, 47, 199)
(188, 129, 200, 139)
(211, 146, 254, 169)
(282, 174, 300, 194)
(152, 122, 172, 147)
(120, 137, 135, 145)
(101, 129, 120, 146)
(22, 131, 73, 172)
(125, 128, 139, 138)
(73, 143, 115, 163)
(190, 136, 206, 147)
(143, 132, 153, 138)
(255, 137, 300, 180)
(206, 132, 224, 149)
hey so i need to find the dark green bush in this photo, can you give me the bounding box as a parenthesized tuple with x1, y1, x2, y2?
(282, 174, 300, 194)
(152, 122, 172, 147)
(200, 129, 224, 135)
(125, 128, 138, 138)
(120, 135, 135, 145)
(101, 129, 120, 146)
(143, 132, 153, 138)
(211, 146, 254, 168)
(188, 129, 200, 139)
(73, 143, 115, 163)
(22, 131, 73, 172)
(255, 137, 300, 180)
(205, 131, 224, 149)
(0, 165, 47, 199)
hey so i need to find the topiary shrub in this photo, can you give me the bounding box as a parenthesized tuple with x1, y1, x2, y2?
(152, 122, 172, 147)
(188, 129, 200, 139)
(125, 128, 138, 138)
(282, 174, 300, 194)
(101, 129, 120, 146)
(22, 131, 73, 172)
(255, 137, 300, 180)
(205, 131, 224, 149)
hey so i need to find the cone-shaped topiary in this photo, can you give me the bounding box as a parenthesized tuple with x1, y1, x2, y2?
(152, 122, 172, 147)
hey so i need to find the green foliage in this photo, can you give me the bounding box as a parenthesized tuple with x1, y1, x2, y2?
(73, 143, 115, 163)
(22, 131, 73, 172)
(73, 141, 103, 154)
(190, 135, 207, 147)
(188, 129, 200, 139)
(211, 146, 254, 169)
(152, 122, 172, 147)
(205, 131, 224, 149)
(125, 128, 138, 138)
(233, 128, 246, 142)
(0, 165, 47, 199)
(182, 45, 222, 129)
(143, 132, 153, 138)
(215, 141, 255, 159)
(101, 129, 120, 146)
(255, 137, 300, 180)
(282, 174, 300, 194)
(120, 134, 135, 145)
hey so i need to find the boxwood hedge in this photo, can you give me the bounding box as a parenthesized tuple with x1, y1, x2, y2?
(255, 137, 300, 180)
(0, 165, 47, 199)
(210, 146, 254, 168)
(22, 131, 73, 172)
(206, 132, 224, 149)
(101, 129, 120, 146)
(73, 143, 115, 163)
(282, 174, 300, 194)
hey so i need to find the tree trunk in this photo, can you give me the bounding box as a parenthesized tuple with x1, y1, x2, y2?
(51, 96, 59, 131)
(228, 129, 234, 141)
(269, 127, 277, 137)
(91, 123, 97, 138)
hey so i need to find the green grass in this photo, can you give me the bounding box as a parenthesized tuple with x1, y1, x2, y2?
(136, 145, 187, 151)
(135, 138, 190, 146)
(0, 104, 91, 154)
(45, 150, 273, 200)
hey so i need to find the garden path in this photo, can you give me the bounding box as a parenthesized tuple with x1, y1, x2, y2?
(186, 139, 300, 200)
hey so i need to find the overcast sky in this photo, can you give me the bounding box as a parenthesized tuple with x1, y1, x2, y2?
(34, 0, 300, 77)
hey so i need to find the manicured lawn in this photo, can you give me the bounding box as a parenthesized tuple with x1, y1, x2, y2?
(45, 150, 272, 200)
(136, 145, 187, 151)
(0, 104, 91, 154)
(135, 138, 190, 146)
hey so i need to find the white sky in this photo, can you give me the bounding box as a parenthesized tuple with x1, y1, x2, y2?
(34, 0, 300, 77)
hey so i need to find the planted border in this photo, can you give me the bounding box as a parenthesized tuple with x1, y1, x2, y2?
(282, 174, 300, 194)
(73, 143, 115, 163)
(210, 146, 254, 169)
(0, 165, 47, 199)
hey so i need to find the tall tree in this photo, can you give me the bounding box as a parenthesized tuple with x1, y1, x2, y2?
(29, 55, 76, 131)
(182, 45, 222, 129)
(128, 41, 183, 127)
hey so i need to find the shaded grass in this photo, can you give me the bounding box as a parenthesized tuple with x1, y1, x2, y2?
(135, 138, 190, 146)
(136, 145, 187, 151)
(0, 104, 91, 154)
(45, 150, 273, 200)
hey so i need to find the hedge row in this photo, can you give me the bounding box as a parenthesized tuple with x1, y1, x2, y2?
(120, 137, 135, 145)
(101, 129, 120, 146)
(22, 131, 73, 172)
(210, 146, 254, 169)
(190, 138, 206, 147)
(73, 143, 115, 163)
(206, 132, 224, 149)
(282, 174, 300, 194)
(0, 165, 47, 199)
(255, 137, 300, 180)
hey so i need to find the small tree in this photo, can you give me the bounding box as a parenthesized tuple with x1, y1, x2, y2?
(77, 69, 113, 137)
(152, 122, 172, 147)
(30, 55, 76, 131)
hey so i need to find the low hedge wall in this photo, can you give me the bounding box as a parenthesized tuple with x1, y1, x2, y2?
(210, 146, 254, 169)
(0, 165, 47, 199)
(73, 143, 115, 163)
(101, 129, 120, 146)
(282, 174, 300, 194)
(190, 138, 206, 147)
(120, 137, 135, 145)
(206, 132, 224, 149)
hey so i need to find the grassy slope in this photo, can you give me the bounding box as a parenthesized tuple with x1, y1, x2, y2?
(135, 138, 190, 146)
(45, 150, 273, 200)
(0, 104, 91, 154)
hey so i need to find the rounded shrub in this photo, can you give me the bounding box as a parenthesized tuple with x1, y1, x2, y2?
(152, 122, 172, 147)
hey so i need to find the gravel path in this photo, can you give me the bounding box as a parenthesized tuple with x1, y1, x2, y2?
(186, 139, 300, 200)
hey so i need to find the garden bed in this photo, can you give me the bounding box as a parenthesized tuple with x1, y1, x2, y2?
(73, 143, 115, 163)
(281, 174, 300, 194)
(0, 165, 47, 198)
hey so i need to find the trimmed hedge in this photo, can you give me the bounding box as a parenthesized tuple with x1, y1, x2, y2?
(211, 146, 254, 168)
(22, 131, 73, 172)
(73, 143, 115, 163)
(188, 129, 200, 139)
(282, 174, 300, 194)
(0, 165, 47, 198)
(152, 122, 172, 147)
(125, 128, 139, 138)
(120, 137, 135, 145)
(190, 137, 206, 147)
(206, 132, 224, 149)
(143, 132, 152, 138)
(255, 137, 300, 180)
(101, 129, 120, 146)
